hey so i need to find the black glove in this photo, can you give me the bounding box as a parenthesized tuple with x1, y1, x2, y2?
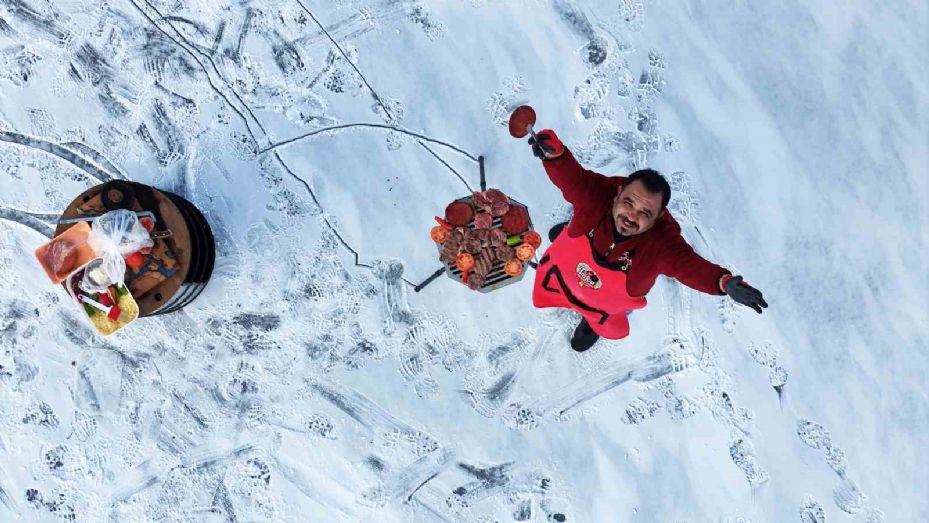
(725, 275, 768, 314)
(527, 128, 564, 159)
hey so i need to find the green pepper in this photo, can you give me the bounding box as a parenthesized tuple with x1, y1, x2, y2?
(506, 235, 521, 246)
(116, 284, 128, 297)
(83, 303, 97, 317)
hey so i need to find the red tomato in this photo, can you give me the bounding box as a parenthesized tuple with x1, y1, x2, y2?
(125, 252, 145, 271)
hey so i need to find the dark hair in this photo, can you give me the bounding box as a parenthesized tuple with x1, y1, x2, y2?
(624, 169, 671, 210)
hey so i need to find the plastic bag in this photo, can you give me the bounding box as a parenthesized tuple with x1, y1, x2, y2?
(81, 210, 153, 293)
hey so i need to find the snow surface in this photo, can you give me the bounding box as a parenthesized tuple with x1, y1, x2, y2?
(0, 0, 926, 521)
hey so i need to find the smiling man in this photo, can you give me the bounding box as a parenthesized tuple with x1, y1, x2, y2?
(528, 130, 767, 351)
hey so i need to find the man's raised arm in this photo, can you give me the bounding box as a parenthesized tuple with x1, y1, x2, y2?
(529, 130, 613, 207)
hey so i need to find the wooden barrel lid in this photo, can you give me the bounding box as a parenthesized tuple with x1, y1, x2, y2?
(55, 184, 193, 317)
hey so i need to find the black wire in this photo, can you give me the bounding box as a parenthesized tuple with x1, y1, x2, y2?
(259, 122, 479, 164)
(130, 0, 456, 290)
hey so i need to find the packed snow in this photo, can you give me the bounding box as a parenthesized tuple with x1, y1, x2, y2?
(0, 0, 926, 521)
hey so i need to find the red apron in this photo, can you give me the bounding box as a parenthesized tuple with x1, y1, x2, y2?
(532, 223, 647, 339)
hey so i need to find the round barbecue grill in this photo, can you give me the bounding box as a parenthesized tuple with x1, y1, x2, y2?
(435, 196, 533, 293)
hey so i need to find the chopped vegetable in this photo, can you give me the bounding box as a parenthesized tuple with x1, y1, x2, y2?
(456, 252, 475, 272)
(125, 251, 145, 271)
(515, 243, 536, 261)
(523, 230, 542, 249)
(506, 235, 521, 246)
(434, 216, 454, 230)
(430, 225, 449, 244)
(504, 259, 523, 277)
(97, 292, 113, 307)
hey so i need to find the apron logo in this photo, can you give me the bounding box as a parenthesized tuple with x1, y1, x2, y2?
(575, 262, 602, 289)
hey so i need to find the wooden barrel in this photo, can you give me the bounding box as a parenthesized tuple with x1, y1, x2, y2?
(55, 182, 215, 317)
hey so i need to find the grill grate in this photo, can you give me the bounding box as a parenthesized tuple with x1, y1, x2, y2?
(437, 197, 534, 293)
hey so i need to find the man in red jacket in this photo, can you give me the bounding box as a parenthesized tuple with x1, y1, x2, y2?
(528, 130, 767, 351)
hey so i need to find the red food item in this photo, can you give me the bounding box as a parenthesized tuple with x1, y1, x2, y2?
(490, 228, 508, 245)
(69, 269, 84, 299)
(445, 201, 474, 227)
(125, 251, 145, 271)
(139, 217, 155, 232)
(472, 191, 493, 213)
(473, 212, 493, 230)
(516, 243, 536, 261)
(490, 199, 510, 217)
(439, 236, 462, 263)
(485, 188, 509, 204)
(107, 305, 123, 322)
(97, 291, 113, 307)
(522, 230, 542, 249)
(474, 249, 494, 276)
(434, 216, 453, 230)
(45, 239, 77, 276)
(504, 259, 523, 277)
(35, 222, 94, 284)
(495, 246, 515, 262)
(501, 205, 530, 234)
(466, 271, 486, 290)
(430, 225, 449, 244)
(508, 106, 537, 138)
(456, 252, 475, 272)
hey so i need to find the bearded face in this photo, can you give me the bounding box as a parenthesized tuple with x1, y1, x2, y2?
(611, 179, 664, 236)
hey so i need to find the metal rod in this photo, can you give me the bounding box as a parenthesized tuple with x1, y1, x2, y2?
(479, 155, 486, 191)
(414, 267, 447, 293)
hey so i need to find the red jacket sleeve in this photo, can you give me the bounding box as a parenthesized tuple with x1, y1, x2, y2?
(541, 148, 615, 207)
(658, 231, 731, 296)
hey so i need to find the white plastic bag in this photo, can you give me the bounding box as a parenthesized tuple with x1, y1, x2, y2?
(81, 210, 153, 293)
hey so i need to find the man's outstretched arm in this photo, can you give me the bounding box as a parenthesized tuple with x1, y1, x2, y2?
(659, 232, 732, 296)
(529, 131, 615, 207)
(659, 233, 769, 313)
